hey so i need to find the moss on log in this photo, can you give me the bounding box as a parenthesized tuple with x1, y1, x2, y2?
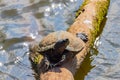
(29, 0, 110, 80)
(69, 0, 110, 45)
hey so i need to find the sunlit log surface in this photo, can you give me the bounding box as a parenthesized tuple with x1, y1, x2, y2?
(30, 0, 110, 80)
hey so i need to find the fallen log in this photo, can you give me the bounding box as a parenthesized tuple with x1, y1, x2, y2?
(29, 0, 110, 80)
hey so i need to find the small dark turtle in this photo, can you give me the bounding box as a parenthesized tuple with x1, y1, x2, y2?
(76, 33, 88, 43)
(36, 31, 85, 70)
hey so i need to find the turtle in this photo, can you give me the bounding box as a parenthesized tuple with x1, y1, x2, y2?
(36, 31, 85, 70)
(76, 33, 88, 43)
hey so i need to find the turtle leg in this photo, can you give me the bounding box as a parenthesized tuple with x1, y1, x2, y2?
(44, 56, 55, 70)
(61, 54, 66, 62)
(44, 56, 50, 70)
(44, 54, 66, 69)
(76, 33, 88, 43)
(53, 54, 66, 66)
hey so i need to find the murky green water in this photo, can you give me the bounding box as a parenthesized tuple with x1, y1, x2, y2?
(0, 0, 119, 80)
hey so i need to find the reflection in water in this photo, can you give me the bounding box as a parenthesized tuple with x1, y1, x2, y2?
(1, 36, 34, 50)
(0, 30, 6, 43)
(74, 49, 95, 80)
(1, 9, 19, 19)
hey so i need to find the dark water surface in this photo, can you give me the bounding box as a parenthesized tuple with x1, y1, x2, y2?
(0, 0, 119, 80)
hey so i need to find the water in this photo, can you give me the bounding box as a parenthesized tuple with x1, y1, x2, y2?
(0, 0, 119, 80)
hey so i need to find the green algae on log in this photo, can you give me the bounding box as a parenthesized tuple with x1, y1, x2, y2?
(69, 0, 110, 46)
(92, 0, 110, 39)
(29, 0, 110, 80)
(68, 0, 110, 73)
(75, 0, 90, 18)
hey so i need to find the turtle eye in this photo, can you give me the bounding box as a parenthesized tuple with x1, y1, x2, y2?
(58, 38, 69, 44)
(64, 38, 69, 44)
(63, 38, 69, 42)
(54, 39, 69, 49)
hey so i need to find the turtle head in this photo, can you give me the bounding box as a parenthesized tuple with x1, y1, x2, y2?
(54, 38, 69, 53)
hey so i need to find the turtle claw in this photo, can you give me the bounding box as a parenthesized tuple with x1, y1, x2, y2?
(61, 55, 66, 62)
(44, 56, 55, 70)
(76, 33, 88, 43)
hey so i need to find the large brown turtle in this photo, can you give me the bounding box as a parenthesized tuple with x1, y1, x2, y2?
(35, 31, 85, 70)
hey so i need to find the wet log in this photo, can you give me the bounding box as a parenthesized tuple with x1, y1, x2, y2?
(29, 0, 110, 80)
(67, 0, 110, 75)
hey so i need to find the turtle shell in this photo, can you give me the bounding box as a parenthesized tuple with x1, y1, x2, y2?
(37, 31, 85, 52)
